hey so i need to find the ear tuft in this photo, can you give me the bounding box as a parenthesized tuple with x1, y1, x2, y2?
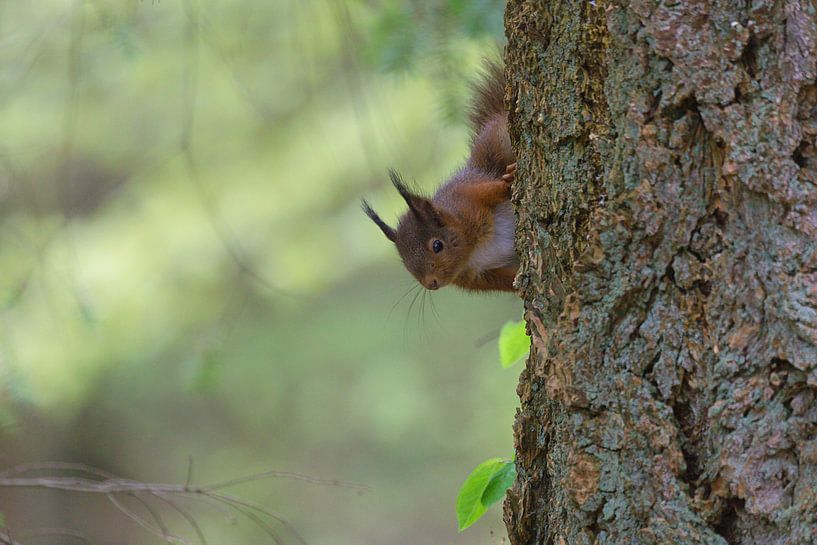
(388, 169, 413, 203)
(361, 199, 397, 242)
(388, 169, 445, 228)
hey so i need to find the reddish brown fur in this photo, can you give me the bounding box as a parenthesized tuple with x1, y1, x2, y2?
(362, 60, 518, 292)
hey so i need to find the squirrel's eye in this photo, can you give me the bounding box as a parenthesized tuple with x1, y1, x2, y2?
(432, 240, 444, 253)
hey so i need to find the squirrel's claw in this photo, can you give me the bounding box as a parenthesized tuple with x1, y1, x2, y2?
(502, 162, 517, 184)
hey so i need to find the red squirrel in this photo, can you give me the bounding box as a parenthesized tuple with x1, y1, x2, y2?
(362, 60, 518, 292)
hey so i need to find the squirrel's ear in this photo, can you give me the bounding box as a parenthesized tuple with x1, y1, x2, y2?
(389, 169, 415, 208)
(414, 199, 446, 228)
(389, 169, 446, 228)
(361, 200, 397, 242)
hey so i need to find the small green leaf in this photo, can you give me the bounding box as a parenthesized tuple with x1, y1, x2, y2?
(0, 512, 5, 528)
(456, 457, 505, 531)
(498, 320, 530, 368)
(481, 461, 516, 507)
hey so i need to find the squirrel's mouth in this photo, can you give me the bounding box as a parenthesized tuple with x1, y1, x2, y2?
(421, 276, 448, 290)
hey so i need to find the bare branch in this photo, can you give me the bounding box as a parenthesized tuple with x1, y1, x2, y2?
(128, 493, 193, 545)
(207, 469, 369, 492)
(203, 495, 284, 545)
(0, 463, 367, 545)
(204, 491, 304, 545)
(0, 461, 119, 480)
(0, 476, 203, 494)
(15, 528, 91, 545)
(106, 493, 169, 542)
(154, 494, 210, 545)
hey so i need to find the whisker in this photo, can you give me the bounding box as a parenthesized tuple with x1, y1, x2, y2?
(422, 291, 435, 342)
(388, 282, 419, 321)
(404, 285, 423, 339)
(419, 289, 427, 341)
(428, 292, 442, 325)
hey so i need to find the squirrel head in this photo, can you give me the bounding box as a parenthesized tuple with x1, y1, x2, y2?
(362, 170, 466, 290)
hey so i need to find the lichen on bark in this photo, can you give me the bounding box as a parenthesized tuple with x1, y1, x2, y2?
(504, 1, 817, 544)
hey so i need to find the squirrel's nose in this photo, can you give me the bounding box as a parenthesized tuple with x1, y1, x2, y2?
(425, 278, 439, 290)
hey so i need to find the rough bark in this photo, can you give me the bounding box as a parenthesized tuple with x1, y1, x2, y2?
(503, 1, 817, 544)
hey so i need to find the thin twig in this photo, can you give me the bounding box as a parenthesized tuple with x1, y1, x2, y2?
(14, 528, 90, 545)
(154, 493, 210, 545)
(0, 461, 119, 480)
(205, 491, 305, 545)
(0, 464, 367, 545)
(0, 477, 205, 493)
(106, 493, 168, 542)
(169, 490, 237, 525)
(204, 495, 284, 545)
(128, 492, 192, 545)
(207, 469, 368, 492)
(474, 327, 502, 348)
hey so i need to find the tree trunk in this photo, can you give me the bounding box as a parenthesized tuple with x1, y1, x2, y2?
(503, 1, 817, 544)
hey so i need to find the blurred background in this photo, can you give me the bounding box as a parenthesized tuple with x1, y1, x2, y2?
(0, 1, 519, 543)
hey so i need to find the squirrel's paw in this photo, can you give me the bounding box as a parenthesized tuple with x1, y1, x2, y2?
(501, 163, 516, 197)
(502, 162, 517, 184)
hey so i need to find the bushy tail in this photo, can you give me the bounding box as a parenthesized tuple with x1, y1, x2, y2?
(468, 58, 506, 133)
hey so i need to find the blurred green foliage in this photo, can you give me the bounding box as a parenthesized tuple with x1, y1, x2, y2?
(0, 1, 517, 544)
(364, 0, 505, 122)
(366, 0, 505, 71)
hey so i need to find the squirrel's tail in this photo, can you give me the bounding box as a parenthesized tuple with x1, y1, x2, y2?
(468, 58, 506, 133)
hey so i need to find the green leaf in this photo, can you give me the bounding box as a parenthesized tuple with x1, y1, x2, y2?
(0, 512, 5, 528)
(498, 320, 530, 368)
(481, 461, 516, 507)
(456, 457, 505, 531)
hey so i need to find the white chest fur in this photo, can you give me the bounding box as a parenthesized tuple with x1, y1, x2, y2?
(466, 201, 517, 272)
